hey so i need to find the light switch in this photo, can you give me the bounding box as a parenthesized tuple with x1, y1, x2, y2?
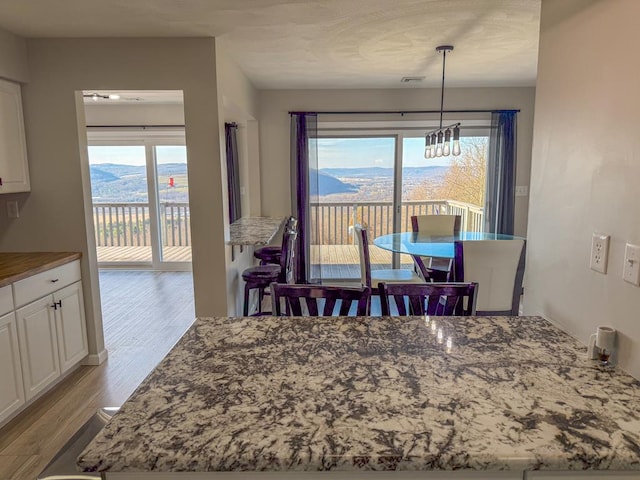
(623, 243, 640, 286)
(6, 200, 18, 219)
(515, 186, 528, 197)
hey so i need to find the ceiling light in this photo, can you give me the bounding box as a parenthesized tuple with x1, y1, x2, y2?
(424, 45, 461, 159)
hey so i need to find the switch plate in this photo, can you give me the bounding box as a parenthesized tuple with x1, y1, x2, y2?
(515, 186, 528, 197)
(6, 200, 18, 219)
(590, 233, 610, 274)
(623, 243, 640, 286)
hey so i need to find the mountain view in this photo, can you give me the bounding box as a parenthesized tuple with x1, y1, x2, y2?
(90, 163, 449, 203)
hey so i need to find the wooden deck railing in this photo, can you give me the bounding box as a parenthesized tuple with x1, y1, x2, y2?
(93, 200, 482, 249)
(93, 202, 191, 247)
(310, 200, 484, 245)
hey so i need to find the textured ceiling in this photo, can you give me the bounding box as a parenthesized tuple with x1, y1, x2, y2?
(0, 0, 541, 89)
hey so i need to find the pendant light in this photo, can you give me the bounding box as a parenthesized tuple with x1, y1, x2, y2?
(424, 45, 461, 159)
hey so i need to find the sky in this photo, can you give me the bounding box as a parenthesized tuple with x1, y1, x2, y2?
(316, 136, 484, 169)
(88, 145, 187, 165)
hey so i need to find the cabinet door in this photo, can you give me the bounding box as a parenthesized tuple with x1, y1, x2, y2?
(0, 312, 25, 424)
(0, 79, 29, 193)
(16, 296, 60, 401)
(54, 281, 88, 373)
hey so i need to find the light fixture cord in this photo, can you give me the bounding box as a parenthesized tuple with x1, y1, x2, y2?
(439, 49, 447, 130)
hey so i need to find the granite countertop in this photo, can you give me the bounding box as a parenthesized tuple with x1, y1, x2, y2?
(78, 315, 640, 474)
(228, 217, 285, 246)
(0, 252, 81, 287)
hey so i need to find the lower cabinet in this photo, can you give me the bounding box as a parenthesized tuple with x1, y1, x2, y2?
(0, 312, 25, 421)
(16, 296, 61, 401)
(15, 280, 88, 401)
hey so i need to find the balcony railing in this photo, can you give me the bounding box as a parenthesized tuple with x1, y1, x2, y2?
(93, 202, 191, 247)
(310, 200, 484, 245)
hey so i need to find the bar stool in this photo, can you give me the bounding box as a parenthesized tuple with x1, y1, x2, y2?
(242, 226, 297, 316)
(253, 216, 297, 265)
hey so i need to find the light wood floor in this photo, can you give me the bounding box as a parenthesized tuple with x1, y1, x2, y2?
(0, 270, 195, 480)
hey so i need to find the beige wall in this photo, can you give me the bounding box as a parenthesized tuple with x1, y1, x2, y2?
(258, 87, 536, 236)
(526, 0, 640, 377)
(0, 37, 230, 358)
(0, 27, 28, 83)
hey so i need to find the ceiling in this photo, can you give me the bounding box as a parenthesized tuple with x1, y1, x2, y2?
(0, 0, 541, 90)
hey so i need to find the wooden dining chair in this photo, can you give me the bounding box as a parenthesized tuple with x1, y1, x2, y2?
(378, 281, 478, 316)
(270, 283, 371, 316)
(353, 224, 424, 288)
(453, 239, 526, 315)
(410, 214, 461, 282)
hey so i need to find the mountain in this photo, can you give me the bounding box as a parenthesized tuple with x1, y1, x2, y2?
(89, 166, 119, 183)
(321, 166, 448, 178)
(309, 169, 358, 196)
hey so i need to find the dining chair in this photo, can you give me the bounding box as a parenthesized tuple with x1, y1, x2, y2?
(242, 225, 297, 315)
(253, 216, 297, 265)
(453, 239, 526, 316)
(410, 214, 461, 282)
(378, 281, 478, 316)
(270, 283, 370, 316)
(353, 224, 424, 289)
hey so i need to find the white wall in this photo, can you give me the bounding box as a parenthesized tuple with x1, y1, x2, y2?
(526, 0, 640, 377)
(84, 103, 185, 126)
(258, 87, 536, 236)
(0, 37, 229, 359)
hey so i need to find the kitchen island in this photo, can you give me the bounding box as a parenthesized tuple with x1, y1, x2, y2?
(78, 315, 640, 478)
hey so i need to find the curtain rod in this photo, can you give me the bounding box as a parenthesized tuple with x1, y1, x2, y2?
(289, 109, 520, 115)
(86, 124, 185, 128)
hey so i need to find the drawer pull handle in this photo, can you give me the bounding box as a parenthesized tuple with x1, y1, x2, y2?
(51, 278, 59, 283)
(51, 300, 62, 310)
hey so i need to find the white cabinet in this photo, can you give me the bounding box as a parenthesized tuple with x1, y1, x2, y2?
(0, 312, 25, 424)
(0, 78, 29, 193)
(0, 259, 88, 426)
(54, 281, 88, 373)
(16, 296, 61, 401)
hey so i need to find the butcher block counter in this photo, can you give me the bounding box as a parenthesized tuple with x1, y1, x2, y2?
(0, 251, 81, 287)
(77, 315, 640, 479)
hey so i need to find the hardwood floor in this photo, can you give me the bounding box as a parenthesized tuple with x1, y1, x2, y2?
(0, 270, 195, 480)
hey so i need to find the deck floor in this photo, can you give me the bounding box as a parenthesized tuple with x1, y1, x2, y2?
(97, 246, 192, 263)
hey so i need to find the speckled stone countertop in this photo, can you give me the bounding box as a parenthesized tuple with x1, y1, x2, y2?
(0, 252, 81, 287)
(78, 315, 640, 474)
(228, 217, 285, 246)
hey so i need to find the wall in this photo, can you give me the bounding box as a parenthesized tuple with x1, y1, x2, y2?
(526, 0, 640, 377)
(0, 37, 229, 359)
(258, 87, 536, 236)
(216, 42, 262, 315)
(0, 27, 28, 83)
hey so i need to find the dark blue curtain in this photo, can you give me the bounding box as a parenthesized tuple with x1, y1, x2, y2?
(225, 123, 242, 224)
(290, 113, 318, 283)
(485, 111, 517, 234)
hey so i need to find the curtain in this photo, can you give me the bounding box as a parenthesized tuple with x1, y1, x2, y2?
(485, 111, 517, 234)
(224, 122, 242, 224)
(290, 113, 318, 284)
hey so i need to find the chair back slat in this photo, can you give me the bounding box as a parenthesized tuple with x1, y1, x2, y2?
(353, 224, 372, 288)
(379, 282, 478, 316)
(278, 226, 298, 283)
(271, 284, 370, 317)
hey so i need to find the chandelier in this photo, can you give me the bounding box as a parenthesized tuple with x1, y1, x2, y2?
(424, 45, 461, 158)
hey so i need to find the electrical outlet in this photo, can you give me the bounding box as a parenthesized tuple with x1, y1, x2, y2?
(590, 233, 610, 274)
(515, 186, 528, 197)
(623, 243, 640, 286)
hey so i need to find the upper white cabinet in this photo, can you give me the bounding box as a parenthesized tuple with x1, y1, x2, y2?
(0, 78, 29, 193)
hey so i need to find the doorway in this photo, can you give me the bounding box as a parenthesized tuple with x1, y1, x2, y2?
(82, 90, 191, 271)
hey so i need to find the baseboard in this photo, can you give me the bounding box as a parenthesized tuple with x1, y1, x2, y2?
(82, 349, 109, 365)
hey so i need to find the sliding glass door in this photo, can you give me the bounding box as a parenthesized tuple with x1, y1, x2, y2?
(310, 128, 489, 282)
(87, 130, 191, 270)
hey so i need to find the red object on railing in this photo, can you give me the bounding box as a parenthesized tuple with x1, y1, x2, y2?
(169, 177, 175, 187)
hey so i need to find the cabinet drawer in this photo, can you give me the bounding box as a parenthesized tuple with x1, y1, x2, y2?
(13, 260, 81, 308)
(0, 285, 13, 316)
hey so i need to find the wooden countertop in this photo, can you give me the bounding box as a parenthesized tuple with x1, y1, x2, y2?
(0, 252, 82, 287)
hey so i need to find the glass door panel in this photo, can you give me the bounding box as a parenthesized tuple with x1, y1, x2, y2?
(312, 137, 396, 281)
(154, 145, 191, 263)
(88, 145, 152, 264)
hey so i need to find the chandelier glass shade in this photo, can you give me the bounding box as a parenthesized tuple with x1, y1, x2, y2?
(424, 45, 461, 159)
